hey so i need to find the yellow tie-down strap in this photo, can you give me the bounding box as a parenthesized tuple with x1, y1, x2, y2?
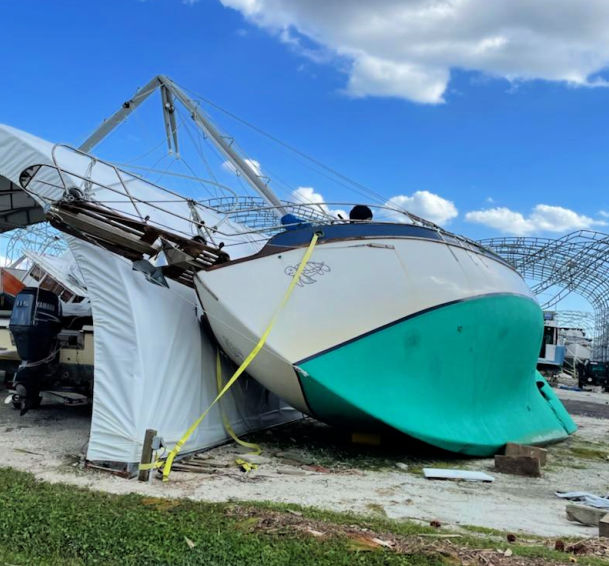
(215, 349, 262, 456)
(145, 231, 319, 481)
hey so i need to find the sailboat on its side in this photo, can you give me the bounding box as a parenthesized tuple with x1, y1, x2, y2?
(2, 75, 575, 455)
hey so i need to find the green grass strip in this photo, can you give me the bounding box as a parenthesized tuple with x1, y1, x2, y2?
(0, 467, 605, 566)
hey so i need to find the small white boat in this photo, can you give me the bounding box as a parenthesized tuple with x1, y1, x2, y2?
(0, 250, 94, 411)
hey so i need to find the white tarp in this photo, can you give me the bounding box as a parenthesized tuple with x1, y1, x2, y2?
(69, 237, 298, 468)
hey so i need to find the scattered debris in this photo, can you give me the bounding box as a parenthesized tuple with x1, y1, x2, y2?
(225, 504, 609, 564)
(239, 453, 271, 465)
(305, 528, 324, 538)
(417, 533, 462, 539)
(556, 491, 609, 509)
(423, 468, 494, 482)
(184, 536, 196, 549)
(235, 458, 258, 473)
(567, 541, 589, 555)
(550, 537, 609, 558)
(275, 449, 315, 466)
(395, 462, 409, 472)
(12, 448, 43, 456)
(347, 535, 382, 551)
(371, 537, 395, 548)
(275, 469, 308, 476)
(302, 464, 332, 474)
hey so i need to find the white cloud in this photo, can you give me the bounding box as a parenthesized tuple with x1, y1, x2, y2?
(465, 204, 607, 235)
(221, 158, 262, 177)
(218, 0, 609, 103)
(385, 190, 458, 225)
(291, 186, 347, 219)
(347, 55, 449, 104)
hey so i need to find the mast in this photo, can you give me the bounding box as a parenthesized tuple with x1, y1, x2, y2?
(79, 76, 162, 153)
(79, 75, 286, 217)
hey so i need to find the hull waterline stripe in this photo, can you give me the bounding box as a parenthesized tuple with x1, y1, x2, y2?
(153, 232, 320, 481)
(295, 292, 538, 366)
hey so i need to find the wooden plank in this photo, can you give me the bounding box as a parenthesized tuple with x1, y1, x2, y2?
(423, 468, 494, 482)
(494, 455, 541, 477)
(171, 464, 217, 474)
(138, 428, 157, 482)
(504, 442, 547, 466)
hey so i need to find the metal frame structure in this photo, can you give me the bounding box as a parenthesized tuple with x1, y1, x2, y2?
(80, 75, 286, 215)
(2, 223, 67, 266)
(481, 230, 609, 361)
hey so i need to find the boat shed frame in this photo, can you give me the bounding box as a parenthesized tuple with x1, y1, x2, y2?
(481, 230, 609, 361)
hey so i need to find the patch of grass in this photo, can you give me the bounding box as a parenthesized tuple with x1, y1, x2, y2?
(0, 467, 448, 566)
(240, 500, 439, 537)
(365, 502, 388, 517)
(0, 545, 82, 566)
(460, 524, 506, 537)
(0, 467, 606, 565)
(545, 460, 588, 472)
(568, 446, 609, 460)
(549, 437, 609, 465)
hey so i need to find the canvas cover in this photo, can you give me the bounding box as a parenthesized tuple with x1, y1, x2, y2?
(69, 237, 297, 468)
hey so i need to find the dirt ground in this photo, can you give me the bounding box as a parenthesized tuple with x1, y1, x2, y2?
(0, 384, 607, 538)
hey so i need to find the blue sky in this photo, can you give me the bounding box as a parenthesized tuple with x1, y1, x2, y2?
(3, 0, 609, 310)
(3, 0, 608, 235)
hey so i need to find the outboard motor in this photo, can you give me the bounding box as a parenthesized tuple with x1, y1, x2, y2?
(9, 288, 62, 414)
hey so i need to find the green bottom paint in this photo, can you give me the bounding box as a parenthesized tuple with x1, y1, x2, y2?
(297, 294, 576, 456)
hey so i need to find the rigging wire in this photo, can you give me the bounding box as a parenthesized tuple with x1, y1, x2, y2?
(177, 109, 225, 199)
(177, 82, 390, 205)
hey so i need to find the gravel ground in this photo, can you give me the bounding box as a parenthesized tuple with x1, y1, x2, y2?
(557, 384, 609, 418)
(562, 399, 609, 419)
(0, 385, 607, 538)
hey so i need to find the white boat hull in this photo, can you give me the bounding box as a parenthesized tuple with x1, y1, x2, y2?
(195, 232, 532, 412)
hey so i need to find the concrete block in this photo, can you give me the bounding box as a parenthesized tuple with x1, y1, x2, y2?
(566, 503, 608, 527)
(504, 442, 547, 466)
(600, 513, 609, 538)
(494, 454, 541, 477)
